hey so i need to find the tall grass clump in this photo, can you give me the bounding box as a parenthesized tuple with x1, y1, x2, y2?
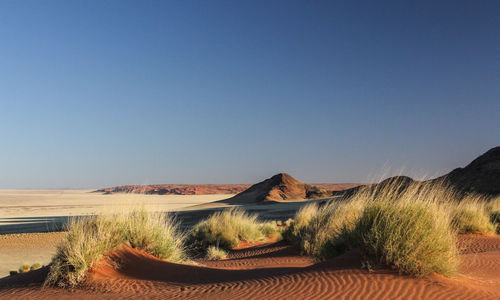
(45, 209, 185, 287)
(283, 199, 366, 258)
(486, 196, 500, 233)
(205, 246, 228, 260)
(354, 197, 457, 276)
(282, 203, 320, 244)
(285, 179, 463, 277)
(345, 183, 459, 276)
(450, 196, 495, 234)
(187, 208, 279, 253)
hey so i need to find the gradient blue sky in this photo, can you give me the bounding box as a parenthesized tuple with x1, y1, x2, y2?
(1, 1, 499, 189)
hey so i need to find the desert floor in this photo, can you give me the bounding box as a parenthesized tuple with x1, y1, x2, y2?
(0, 190, 229, 276)
(0, 235, 499, 299)
(0, 190, 317, 277)
(1, 190, 499, 299)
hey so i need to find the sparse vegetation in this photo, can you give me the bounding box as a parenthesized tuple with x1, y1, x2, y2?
(18, 264, 31, 273)
(30, 263, 43, 271)
(284, 199, 365, 258)
(353, 198, 457, 277)
(487, 196, 500, 233)
(205, 246, 228, 260)
(187, 208, 280, 253)
(284, 181, 471, 277)
(45, 209, 186, 287)
(451, 197, 495, 234)
(9, 270, 18, 276)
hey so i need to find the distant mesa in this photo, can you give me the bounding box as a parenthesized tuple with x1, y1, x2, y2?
(220, 173, 340, 204)
(94, 184, 251, 195)
(95, 177, 361, 198)
(432, 146, 500, 195)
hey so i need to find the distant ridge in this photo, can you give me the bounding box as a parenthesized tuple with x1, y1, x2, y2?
(432, 146, 500, 195)
(220, 173, 338, 204)
(94, 184, 251, 195)
(95, 181, 361, 196)
(338, 146, 500, 197)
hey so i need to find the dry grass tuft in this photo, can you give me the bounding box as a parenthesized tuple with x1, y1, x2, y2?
(30, 263, 43, 271)
(284, 180, 475, 277)
(44, 209, 185, 287)
(18, 264, 31, 273)
(205, 246, 228, 260)
(187, 208, 280, 253)
(451, 196, 495, 234)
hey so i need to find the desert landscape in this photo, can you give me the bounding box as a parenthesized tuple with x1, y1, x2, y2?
(2, 2, 499, 299)
(0, 147, 499, 299)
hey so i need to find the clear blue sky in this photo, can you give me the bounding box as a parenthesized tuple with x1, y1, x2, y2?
(1, 1, 499, 189)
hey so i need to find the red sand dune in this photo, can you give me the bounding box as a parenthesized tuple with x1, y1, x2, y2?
(1, 235, 499, 299)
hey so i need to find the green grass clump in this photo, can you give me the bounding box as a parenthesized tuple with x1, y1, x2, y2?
(205, 246, 228, 260)
(353, 199, 458, 277)
(18, 264, 31, 273)
(45, 209, 185, 287)
(284, 199, 365, 258)
(30, 263, 43, 271)
(285, 180, 463, 277)
(283, 203, 319, 244)
(486, 197, 500, 233)
(451, 198, 495, 234)
(187, 208, 279, 252)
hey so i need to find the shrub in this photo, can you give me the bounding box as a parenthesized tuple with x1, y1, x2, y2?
(9, 270, 18, 276)
(30, 263, 42, 271)
(487, 196, 500, 233)
(283, 203, 319, 244)
(187, 208, 278, 252)
(284, 199, 365, 258)
(18, 264, 30, 273)
(45, 209, 185, 287)
(206, 246, 228, 260)
(284, 180, 460, 277)
(353, 199, 458, 277)
(451, 198, 495, 234)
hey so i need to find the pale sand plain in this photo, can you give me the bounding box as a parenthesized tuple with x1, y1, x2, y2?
(0, 190, 234, 276)
(0, 189, 319, 277)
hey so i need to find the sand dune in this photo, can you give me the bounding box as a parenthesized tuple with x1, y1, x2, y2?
(1, 235, 498, 299)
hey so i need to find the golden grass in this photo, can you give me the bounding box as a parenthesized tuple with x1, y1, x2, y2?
(30, 263, 42, 271)
(283, 180, 498, 277)
(205, 246, 228, 260)
(187, 208, 279, 252)
(451, 196, 495, 234)
(18, 264, 31, 273)
(45, 209, 185, 287)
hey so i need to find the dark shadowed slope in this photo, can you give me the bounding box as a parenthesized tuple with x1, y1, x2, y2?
(432, 146, 500, 195)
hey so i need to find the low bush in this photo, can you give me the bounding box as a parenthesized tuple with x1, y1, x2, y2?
(487, 197, 500, 233)
(353, 199, 458, 277)
(451, 198, 495, 234)
(285, 181, 461, 277)
(18, 264, 30, 273)
(30, 263, 42, 271)
(187, 208, 279, 253)
(205, 246, 228, 260)
(284, 200, 365, 258)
